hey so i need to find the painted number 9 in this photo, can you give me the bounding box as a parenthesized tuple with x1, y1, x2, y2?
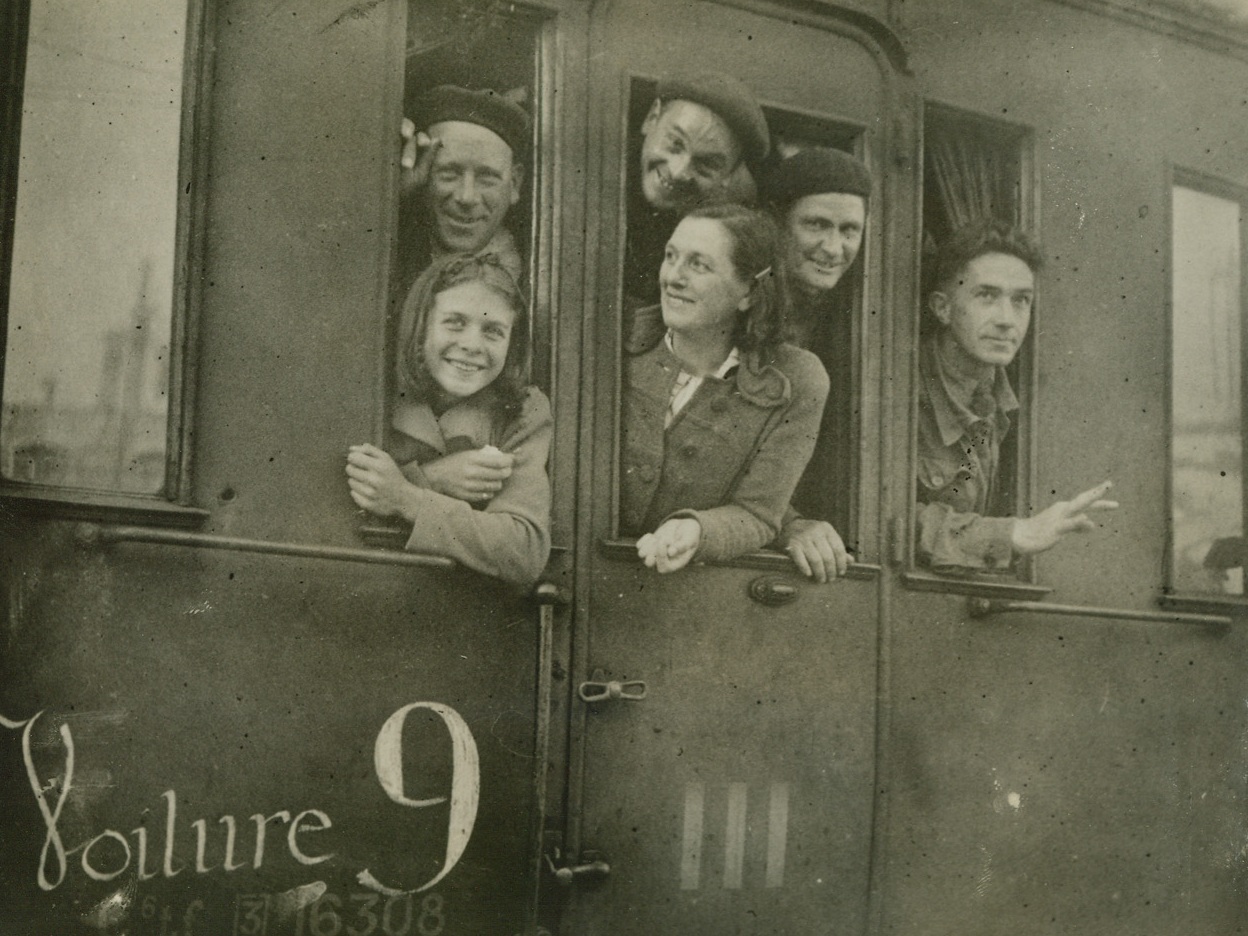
(373, 703, 480, 894)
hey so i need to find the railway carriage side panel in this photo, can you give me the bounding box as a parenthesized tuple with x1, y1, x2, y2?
(878, 3, 1248, 933)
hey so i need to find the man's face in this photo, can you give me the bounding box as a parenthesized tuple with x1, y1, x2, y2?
(782, 192, 866, 294)
(931, 252, 1035, 368)
(639, 99, 743, 212)
(424, 120, 522, 253)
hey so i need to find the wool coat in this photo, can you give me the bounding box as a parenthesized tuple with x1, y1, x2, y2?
(619, 306, 830, 563)
(389, 385, 552, 586)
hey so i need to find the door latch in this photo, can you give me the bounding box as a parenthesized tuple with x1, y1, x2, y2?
(545, 848, 611, 887)
(578, 670, 648, 703)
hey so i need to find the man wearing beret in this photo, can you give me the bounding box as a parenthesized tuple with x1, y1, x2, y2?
(623, 72, 770, 310)
(762, 147, 872, 582)
(398, 85, 530, 286)
(389, 86, 529, 508)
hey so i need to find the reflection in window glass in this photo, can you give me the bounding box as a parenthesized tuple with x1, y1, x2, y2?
(1171, 185, 1244, 595)
(1, 1, 187, 494)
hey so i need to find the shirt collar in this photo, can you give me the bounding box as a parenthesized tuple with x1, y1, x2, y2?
(664, 330, 740, 379)
(924, 334, 1019, 447)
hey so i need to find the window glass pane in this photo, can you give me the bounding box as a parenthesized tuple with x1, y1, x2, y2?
(1171, 185, 1244, 595)
(1, 0, 187, 494)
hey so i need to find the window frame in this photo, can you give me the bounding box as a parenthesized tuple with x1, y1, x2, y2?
(1160, 164, 1248, 616)
(0, 0, 214, 527)
(361, 0, 567, 553)
(600, 77, 883, 579)
(901, 99, 1050, 600)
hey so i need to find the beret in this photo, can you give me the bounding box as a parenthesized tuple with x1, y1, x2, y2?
(761, 147, 873, 207)
(413, 85, 530, 159)
(656, 72, 770, 165)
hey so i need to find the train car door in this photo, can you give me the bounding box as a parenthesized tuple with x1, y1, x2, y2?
(0, 1, 586, 934)
(563, 3, 917, 932)
(869, 3, 1248, 932)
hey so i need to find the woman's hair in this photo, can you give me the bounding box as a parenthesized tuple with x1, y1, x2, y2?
(395, 252, 530, 415)
(926, 219, 1043, 297)
(682, 202, 789, 361)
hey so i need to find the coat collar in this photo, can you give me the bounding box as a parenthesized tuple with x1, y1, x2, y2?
(626, 304, 790, 408)
(391, 391, 499, 455)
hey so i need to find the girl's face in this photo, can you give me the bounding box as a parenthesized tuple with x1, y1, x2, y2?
(659, 217, 751, 337)
(422, 280, 515, 401)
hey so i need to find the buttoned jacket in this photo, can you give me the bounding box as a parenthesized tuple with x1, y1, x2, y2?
(619, 306, 830, 562)
(915, 333, 1018, 574)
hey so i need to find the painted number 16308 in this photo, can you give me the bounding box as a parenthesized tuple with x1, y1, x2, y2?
(228, 891, 444, 936)
(293, 892, 443, 936)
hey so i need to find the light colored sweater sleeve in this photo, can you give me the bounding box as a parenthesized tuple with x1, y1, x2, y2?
(402, 389, 552, 586)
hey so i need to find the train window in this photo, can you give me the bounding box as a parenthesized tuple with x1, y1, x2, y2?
(908, 102, 1042, 592)
(356, 1, 549, 555)
(0, 1, 198, 501)
(616, 77, 868, 568)
(763, 109, 867, 551)
(395, 0, 542, 388)
(1167, 173, 1248, 600)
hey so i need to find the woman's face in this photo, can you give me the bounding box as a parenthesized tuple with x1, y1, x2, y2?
(422, 280, 515, 401)
(659, 217, 751, 338)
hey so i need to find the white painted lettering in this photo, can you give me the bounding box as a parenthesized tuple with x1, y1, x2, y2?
(81, 829, 131, 882)
(250, 810, 291, 869)
(362, 702, 479, 895)
(191, 818, 212, 872)
(219, 815, 247, 872)
(161, 790, 183, 877)
(288, 808, 334, 866)
(15, 713, 74, 891)
(132, 826, 161, 881)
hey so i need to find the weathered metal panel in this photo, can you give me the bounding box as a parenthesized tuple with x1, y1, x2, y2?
(0, 523, 540, 934)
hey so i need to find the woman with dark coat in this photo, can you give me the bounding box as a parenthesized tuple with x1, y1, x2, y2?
(620, 202, 830, 573)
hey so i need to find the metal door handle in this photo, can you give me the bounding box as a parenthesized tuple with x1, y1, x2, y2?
(749, 574, 797, 606)
(546, 849, 611, 886)
(968, 597, 1231, 626)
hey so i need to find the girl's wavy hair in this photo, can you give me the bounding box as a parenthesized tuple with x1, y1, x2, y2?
(682, 202, 789, 362)
(395, 252, 530, 416)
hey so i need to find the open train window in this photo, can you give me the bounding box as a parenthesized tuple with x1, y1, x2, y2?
(1163, 170, 1248, 611)
(904, 101, 1045, 598)
(0, 0, 208, 522)
(395, 0, 544, 390)
(612, 76, 872, 571)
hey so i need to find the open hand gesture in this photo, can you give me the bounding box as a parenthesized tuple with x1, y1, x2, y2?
(1011, 480, 1119, 555)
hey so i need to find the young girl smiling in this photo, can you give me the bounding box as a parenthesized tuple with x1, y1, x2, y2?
(346, 253, 551, 586)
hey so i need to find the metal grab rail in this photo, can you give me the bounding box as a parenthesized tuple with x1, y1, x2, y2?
(968, 597, 1232, 627)
(77, 522, 455, 569)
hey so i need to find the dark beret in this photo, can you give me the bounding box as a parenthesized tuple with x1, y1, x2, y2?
(413, 85, 530, 160)
(656, 72, 770, 165)
(762, 147, 873, 208)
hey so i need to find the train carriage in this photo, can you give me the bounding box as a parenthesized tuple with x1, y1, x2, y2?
(1, 0, 1247, 934)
